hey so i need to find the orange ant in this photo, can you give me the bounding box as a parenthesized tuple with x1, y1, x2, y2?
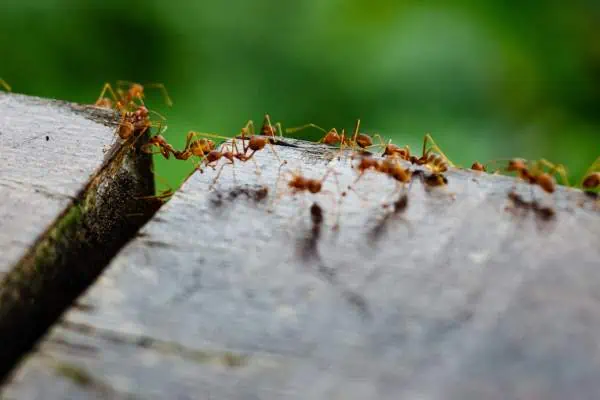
(116, 105, 166, 141)
(581, 156, 599, 192)
(95, 80, 172, 111)
(377, 133, 454, 173)
(353, 156, 412, 186)
(236, 120, 284, 164)
(471, 161, 486, 172)
(286, 119, 374, 152)
(504, 158, 569, 194)
(0, 79, 11, 92)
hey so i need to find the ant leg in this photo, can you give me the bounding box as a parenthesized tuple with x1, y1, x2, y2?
(371, 133, 390, 154)
(350, 119, 361, 144)
(142, 83, 173, 107)
(240, 120, 255, 154)
(266, 139, 284, 165)
(286, 123, 328, 137)
(208, 160, 235, 191)
(0, 79, 12, 92)
(261, 114, 276, 137)
(274, 122, 285, 137)
(423, 133, 454, 167)
(96, 83, 119, 105)
(148, 109, 168, 124)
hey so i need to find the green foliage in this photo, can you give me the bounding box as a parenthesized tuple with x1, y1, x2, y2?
(2, 0, 598, 191)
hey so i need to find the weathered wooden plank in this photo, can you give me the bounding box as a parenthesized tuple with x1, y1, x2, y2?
(0, 93, 116, 271)
(5, 138, 600, 399)
(0, 93, 156, 381)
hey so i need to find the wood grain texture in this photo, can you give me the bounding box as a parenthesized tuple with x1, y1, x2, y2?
(0, 93, 118, 272)
(5, 138, 600, 399)
(0, 93, 156, 382)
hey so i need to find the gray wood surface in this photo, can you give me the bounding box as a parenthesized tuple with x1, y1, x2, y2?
(0, 93, 156, 382)
(5, 138, 600, 399)
(0, 92, 117, 272)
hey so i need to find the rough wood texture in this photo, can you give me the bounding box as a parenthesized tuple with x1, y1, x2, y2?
(0, 93, 156, 381)
(0, 93, 117, 271)
(5, 139, 600, 399)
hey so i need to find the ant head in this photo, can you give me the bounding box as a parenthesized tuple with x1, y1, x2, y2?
(507, 158, 527, 172)
(129, 83, 144, 98)
(149, 135, 165, 144)
(134, 105, 149, 120)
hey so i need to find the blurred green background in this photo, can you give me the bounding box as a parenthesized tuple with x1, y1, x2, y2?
(2, 0, 599, 192)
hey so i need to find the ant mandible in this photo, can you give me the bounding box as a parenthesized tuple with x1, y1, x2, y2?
(141, 134, 176, 159)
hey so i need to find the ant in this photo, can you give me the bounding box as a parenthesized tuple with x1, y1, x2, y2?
(0, 79, 11, 92)
(581, 156, 599, 192)
(236, 119, 284, 164)
(471, 161, 486, 172)
(505, 158, 569, 194)
(286, 119, 374, 152)
(347, 155, 413, 206)
(116, 104, 166, 142)
(95, 80, 172, 111)
(275, 166, 343, 227)
(353, 155, 412, 185)
(377, 134, 454, 174)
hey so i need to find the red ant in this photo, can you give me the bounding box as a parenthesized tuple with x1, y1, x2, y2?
(286, 119, 374, 152)
(95, 80, 172, 111)
(471, 161, 486, 172)
(353, 155, 412, 186)
(236, 119, 284, 164)
(377, 133, 453, 174)
(116, 105, 166, 143)
(504, 158, 569, 194)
